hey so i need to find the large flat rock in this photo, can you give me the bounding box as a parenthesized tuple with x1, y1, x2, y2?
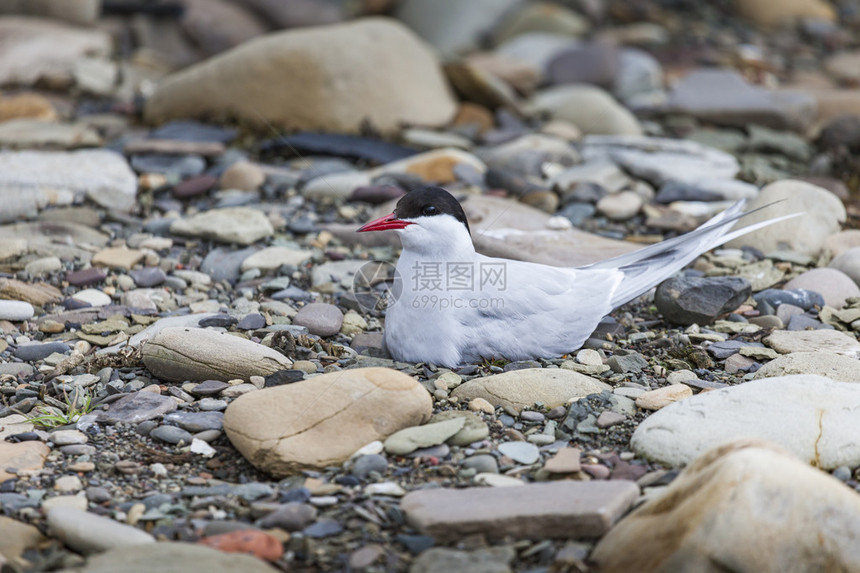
(631, 375, 860, 469)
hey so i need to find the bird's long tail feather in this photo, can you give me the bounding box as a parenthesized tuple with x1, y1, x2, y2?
(578, 200, 801, 309)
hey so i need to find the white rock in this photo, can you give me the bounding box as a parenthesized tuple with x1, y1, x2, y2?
(474, 473, 526, 487)
(240, 247, 313, 272)
(24, 256, 62, 276)
(46, 507, 155, 555)
(170, 207, 274, 245)
(0, 300, 34, 321)
(72, 288, 112, 307)
(596, 190, 643, 221)
(527, 85, 643, 136)
(632, 375, 860, 469)
(302, 171, 371, 202)
(581, 135, 739, 185)
(0, 150, 136, 219)
(190, 437, 216, 457)
(754, 352, 860, 382)
(764, 329, 860, 358)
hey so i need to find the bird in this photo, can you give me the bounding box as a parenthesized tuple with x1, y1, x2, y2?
(357, 185, 797, 367)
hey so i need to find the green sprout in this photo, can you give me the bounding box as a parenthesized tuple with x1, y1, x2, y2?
(26, 388, 95, 430)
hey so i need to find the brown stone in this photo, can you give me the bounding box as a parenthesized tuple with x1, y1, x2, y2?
(0, 278, 62, 305)
(592, 440, 860, 572)
(734, 0, 835, 26)
(144, 18, 455, 135)
(543, 447, 582, 474)
(0, 441, 50, 481)
(224, 367, 432, 476)
(92, 247, 145, 271)
(197, 529, 284, 562)
(0, 93, 57, 122)
(635, 384, 693, 411)
(451, 102, 494, 134)
(401, 480, 639, 541)
(0, 515, 47, 569)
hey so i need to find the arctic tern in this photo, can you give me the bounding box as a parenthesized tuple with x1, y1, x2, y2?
(357, 186, 795, 367)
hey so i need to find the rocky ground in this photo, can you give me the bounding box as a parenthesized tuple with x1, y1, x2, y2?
(2, 0, 860, 571)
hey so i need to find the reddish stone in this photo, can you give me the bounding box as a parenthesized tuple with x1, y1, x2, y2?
(173, 174, 217, 198)
(581, 463, 611, 480)
(197, 529, 284, 562)
(611, 460, 649, 481)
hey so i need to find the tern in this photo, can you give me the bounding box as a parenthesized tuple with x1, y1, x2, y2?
(357, 186, 795, 367)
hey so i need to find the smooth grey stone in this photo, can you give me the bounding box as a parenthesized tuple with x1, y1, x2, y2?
(163, 411, 224, 432)
(97, 392, 177, 424)
(232, 482, 273, 502)
(86, 487, 112, 503)
(151, 121, 237, 143)
(130, 153, 206, 177)
(461, 454, 499, 474)
(706, 340, 764, 360)
(351, 454, 388, 479)
(198, 398, 228, 411)
(787, 314, 831, 331)
(129, 267, 166, 287)
(257, 502, 317, 531)
(753, 289, 825, 311)
(200, 247, 257, 283)
(150, 425, 193, 445)
(303, 519, 343, 538)
(190, 380, 229, 396)
(60, 444, 96, 456)
(134, 420, 158, 436)
(608, 353, 648, 373)
(15, 341, 70, 361)
(237, 313, 266, 330)
(498, 441, 540, 465)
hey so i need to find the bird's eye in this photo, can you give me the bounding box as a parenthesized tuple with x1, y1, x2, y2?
(422, 205, 438, 216)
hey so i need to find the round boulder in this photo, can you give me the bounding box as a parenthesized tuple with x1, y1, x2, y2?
(144, 18, 456, 135)
(142, 327, 292, 382)
(224, 367, 432, 475)
(726, 179, 846, 256)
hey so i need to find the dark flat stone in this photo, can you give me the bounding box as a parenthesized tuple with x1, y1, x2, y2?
(150, 121, 237, 143)
(66, 267, 107, 287)
(15, 341, 70, 361)
(261, 132, 417, 165)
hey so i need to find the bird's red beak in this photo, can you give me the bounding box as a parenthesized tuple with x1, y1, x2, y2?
(357, 212, 414, 232)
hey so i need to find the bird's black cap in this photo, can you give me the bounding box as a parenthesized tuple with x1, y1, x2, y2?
(394, 186, 471, 234)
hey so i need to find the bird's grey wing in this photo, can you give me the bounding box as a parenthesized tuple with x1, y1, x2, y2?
(577, 200, 800, 308)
